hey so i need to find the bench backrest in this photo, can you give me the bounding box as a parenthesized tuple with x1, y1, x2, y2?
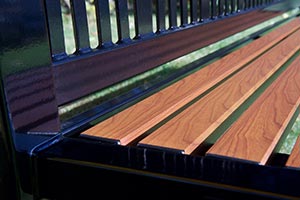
(0, 0, 284, 141)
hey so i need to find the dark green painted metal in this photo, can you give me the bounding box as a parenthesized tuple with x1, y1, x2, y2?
(156, 0, 166, 32)
(169, 0, 178, 28)
(201, 0, 210, 20)
(180, 0, 188, 25)
(115, 0, 130, 42)
(0, 0, 60, 133)
(134, 0, 153, 36)
(190, 0, 198, 22)
(44, 0, 67, 60)
(70, 0, 91, 53)
(94, 0, 113, 47)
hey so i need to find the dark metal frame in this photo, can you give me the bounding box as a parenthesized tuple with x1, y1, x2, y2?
(1, 0, 300, 199)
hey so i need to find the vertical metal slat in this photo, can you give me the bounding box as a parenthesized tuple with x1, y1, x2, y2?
(190, 0, 198, 23)
(225, 0, 230, 15)
(180, 0, 188, 26)
(169, 0, 177, 29)
(257, 0, 262, 6)
(200, 0, 210, 21)
(253, 0, 256, 8)
(70, 0, 91, 53)
(237, 0, 244, 11)
(134, 0, 153, 37)
(45, 0, 67, 60)
(259, 0, 263, 6)
(115, 0, 130, 43)
(94, 0, 113, 47)
(246, 0, 251, 9)
(231, 0, 236, 13)
(156, 0, 166, 32)
(248, 0, 253, 9)
(211, 0, 217, 19)
(219, 0, 225, 16)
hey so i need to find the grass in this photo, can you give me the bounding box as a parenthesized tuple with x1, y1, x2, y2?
(59, 2, 300, 155)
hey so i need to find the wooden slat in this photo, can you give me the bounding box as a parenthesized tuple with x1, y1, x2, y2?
(207, 55, 300, 165)
(138, 29, 300, 154)
(286, 135, 300, 168)
(82, 19, 300, 145)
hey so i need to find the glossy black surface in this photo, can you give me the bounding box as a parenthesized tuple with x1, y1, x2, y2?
(36, 137, 300, 199)
(0, 0, 60, 197)
(0, 97, 19, 200)
(0, 0, 60, 133)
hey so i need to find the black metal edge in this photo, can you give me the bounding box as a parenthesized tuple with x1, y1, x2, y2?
(34, 137, 300, 199)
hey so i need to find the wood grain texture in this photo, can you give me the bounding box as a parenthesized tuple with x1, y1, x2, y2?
(207, 55, 300, 165)
(138, 29, 300, 154)
(82, 19, 300, 145)
(286, 135, 300, 168)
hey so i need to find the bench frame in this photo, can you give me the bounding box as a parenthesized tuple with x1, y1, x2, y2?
(1, 0, 300, 199)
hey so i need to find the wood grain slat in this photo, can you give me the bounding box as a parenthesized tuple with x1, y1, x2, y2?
(285, 135, 300, 168)
(207, 56, 300, 165)
(82, 19, 300, 145)
(138, 29, 300, 154)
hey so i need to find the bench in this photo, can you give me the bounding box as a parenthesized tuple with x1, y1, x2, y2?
(1, 0, 300, 199)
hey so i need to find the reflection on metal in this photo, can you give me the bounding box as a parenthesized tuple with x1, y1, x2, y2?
(0, 0, 60, 133)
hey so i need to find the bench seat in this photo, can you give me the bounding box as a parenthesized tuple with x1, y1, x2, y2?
(138, 28, 300, 154)
(82, 18, 300, 164)
(206, 54, 300, 164)
(82, 19, 300, 152)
